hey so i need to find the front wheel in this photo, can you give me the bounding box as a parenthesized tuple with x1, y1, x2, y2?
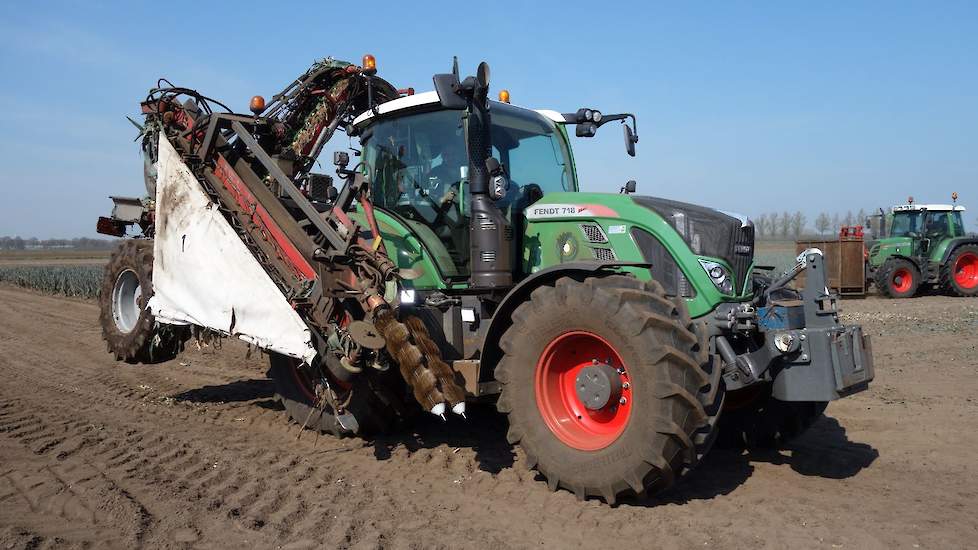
(875, 258, 920, 298)
(941, 245, 978, 297)
(495, 275, 723, 504)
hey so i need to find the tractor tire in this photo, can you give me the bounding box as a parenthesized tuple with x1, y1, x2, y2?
(875, 258, 920, 298)
(495, 275, 723, 504)
(941, 244, 978, 297)
(99, 240, 185, 363)
(267, 353, 409, 437)
(717, 384, 827, 449)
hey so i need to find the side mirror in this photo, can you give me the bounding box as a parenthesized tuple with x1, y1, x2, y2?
(485, 157, 509, 201)
(623, 124, 638, 157)
(620, 180, 637, 194)
(476, 62, 490, 90)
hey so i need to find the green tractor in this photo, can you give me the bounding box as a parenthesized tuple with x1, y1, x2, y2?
(100, 56, 874, 504)
(333, 60, 874, 501)
(867, 197, 978, 298)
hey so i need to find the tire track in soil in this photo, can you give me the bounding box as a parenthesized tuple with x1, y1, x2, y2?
(3, 287, 978, 549)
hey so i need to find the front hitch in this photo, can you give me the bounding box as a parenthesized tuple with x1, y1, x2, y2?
(724, 249, 875, 401)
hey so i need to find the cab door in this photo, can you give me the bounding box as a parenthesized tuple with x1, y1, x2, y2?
(920, 211, 949, 258)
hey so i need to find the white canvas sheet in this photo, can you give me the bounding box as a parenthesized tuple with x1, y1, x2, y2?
(147, 135, 317, 365)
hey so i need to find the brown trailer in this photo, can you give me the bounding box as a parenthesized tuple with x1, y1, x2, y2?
(796, 228, 867, 296)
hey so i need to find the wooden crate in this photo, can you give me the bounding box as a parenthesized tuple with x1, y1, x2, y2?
(795, 239, 866, 296)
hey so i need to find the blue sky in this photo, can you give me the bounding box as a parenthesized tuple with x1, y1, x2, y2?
(0, 1, 975, 238)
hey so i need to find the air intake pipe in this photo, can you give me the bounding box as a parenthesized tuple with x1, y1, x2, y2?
(466, 90, 513, 289)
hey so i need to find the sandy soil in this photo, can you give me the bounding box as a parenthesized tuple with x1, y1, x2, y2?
(1, 286, 976, 549)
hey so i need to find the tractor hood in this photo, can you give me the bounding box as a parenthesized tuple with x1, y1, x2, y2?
(630, 196, 750, 260)
(631, 196, 755, 293)
(523, 192, 755, 297)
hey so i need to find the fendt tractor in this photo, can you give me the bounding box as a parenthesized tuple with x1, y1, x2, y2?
(96, 55, 874, 504)
(867, 195, 978, 298)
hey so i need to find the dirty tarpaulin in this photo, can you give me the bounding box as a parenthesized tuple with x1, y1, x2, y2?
(147, 135, 317, 365)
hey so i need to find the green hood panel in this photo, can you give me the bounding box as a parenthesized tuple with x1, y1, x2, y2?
(522, 193, 752, 318)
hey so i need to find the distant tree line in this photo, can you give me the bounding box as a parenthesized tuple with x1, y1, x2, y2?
(753, 209, 869, 239)
(0, 236, 117, 250)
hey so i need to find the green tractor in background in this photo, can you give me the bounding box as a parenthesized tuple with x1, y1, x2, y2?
(867, 195, 978, 298)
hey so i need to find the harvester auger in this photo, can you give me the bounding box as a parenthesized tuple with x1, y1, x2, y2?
(98, 54, 875, 504)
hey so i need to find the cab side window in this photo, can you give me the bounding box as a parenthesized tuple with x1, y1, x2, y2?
(923, 212, 948, 237)
(950, 212, 965, 237)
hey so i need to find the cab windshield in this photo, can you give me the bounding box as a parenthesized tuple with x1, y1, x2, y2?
(361, 102, 575, 277)
(889, 211, 923, 237)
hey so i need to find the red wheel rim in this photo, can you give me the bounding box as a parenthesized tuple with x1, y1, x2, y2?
(534, 331, 631, 451)
(891, 267, 913, 293)
(954, 252, 978, 289)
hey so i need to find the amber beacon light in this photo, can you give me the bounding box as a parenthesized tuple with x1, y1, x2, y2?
(362, 54, 377, 75)
(249, 95, 266, 115)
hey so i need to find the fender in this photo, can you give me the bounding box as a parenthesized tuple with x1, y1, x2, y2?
(478, 261, 650, 381)
(880, 254, 925, 273)
(940, 237, 978, 264)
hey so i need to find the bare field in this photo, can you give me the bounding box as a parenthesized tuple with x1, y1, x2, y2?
(0, 249, 111, 266)
(1, 286, 976, 549)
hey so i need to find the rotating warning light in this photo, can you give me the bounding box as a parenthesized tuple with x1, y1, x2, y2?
(249, 95, 266, 115)
(498, 89, 511, 103)
(362, 54, 377, 75)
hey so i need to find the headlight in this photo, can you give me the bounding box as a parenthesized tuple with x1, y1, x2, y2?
(698, 259, 734, 294)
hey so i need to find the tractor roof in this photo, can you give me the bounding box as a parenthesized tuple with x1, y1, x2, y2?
(892, 204, 966, 212)
(351, 91, 565, 127)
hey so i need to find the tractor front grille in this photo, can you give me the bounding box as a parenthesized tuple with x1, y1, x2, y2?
(730, 225, 755, 293)
(592, 247, 617, 261)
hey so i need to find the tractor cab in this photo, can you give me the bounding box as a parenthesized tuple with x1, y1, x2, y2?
(890, 204, 966, 240)
(872, 203, 968, 256)
(352, 91, 583, 283)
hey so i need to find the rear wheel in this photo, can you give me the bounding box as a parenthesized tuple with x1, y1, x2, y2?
(875, 258, 920, 298)
(941, 245, 978, 297)
(99, 240, 185, 363)
(495, 275, 723, 504)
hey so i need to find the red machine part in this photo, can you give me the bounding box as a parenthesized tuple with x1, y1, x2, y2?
(212, 155, 316, 282)
(839, 225, 864, 240)
(534, 331, 632, 451)
(954, 251, 978, 289)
